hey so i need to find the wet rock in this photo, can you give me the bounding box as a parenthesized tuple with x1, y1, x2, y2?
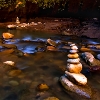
(9, 80, 19, 86)
(60, 75, 92, 99)
(0, 49, 14, 54)
(2, 32, 14, 39)
(37, 83, 49, 91)
(47, 38, 57, 47)
(80, 47, 93, 52)
(8, 69, 22, 77)
(67, 58, 80, 64)
(66, 63, 82, 73)
(14, 49, 24, 57)
(47, 46, 57, 51)
(44, 96, 59, 100)
(81, 52, 100, 66)
(3, 61, 15, 66)
(97, 54, 100, 60)
(30, 81, 39, 89)
(2, 44, 17, 49)
(67, 53, 79, 59)
(69, 49, 78, 53)
(65, 71, 87, 85)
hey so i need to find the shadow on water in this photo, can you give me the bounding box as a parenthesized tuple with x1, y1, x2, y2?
(0, 28, 100, 100)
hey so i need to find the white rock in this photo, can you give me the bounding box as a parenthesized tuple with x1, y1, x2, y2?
(70, 43, 76, 46)
(67, 63, 82, 73)
(71, 45, 78, 50)
(65, 71, 87, 85)
(67, 58, 80, 63)
(69, 49, 78, 53)
(3, 61, 15, 66)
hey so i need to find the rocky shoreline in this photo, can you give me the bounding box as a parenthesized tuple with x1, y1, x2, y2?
(0, 17, 100, 39)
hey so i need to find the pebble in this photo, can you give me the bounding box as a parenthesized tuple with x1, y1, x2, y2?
(9, 80, 19, 86)
(8, 69, 22, 77)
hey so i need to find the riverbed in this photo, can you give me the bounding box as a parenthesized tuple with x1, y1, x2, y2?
(0, 28, 100, 100)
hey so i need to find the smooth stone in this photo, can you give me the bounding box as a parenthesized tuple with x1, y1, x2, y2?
(37, 83, 49, 91)
(8, 70, 22, 77)
(67, 53, 79, 59)
(60, 76, 92, 99)
(9, 80, 19, 86)
(66, 63, 82, 73)
(80, 47, 91, 52)
(0, 49, 14, 55)
(65, 71, 87, 85)
(3, 61, 15, 66)
(81, 52, 94, 63)
(81, 52, 100, 66)
(67, 58, 80, 64)
(47, 38, 57, 47)
(2, 32, 14, 39)
(97, 54, 100, 60)
(69, 49, 78, 53)
(2, 44, 17, 49)
(70, 43, 76, 46)
(47, 46, 57, 51)
(44, 96, 59, 100)
(70, 45, 78, 50)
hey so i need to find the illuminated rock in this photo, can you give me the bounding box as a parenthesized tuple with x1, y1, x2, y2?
(67, 58, 80, 64)
(60, 76, 92, 99)
(2, 32, 14, 39)
(67, 53, 79, 59)
(65, 71, 87, 85)
(67, 63, 82, 73)
(3, 61, 15, 66)
(47, 38, 57, 47)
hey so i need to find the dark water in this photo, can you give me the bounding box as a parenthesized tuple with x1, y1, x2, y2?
(0, 28, 100, 100)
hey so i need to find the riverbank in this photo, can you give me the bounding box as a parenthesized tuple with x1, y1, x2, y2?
(0, 17, 100, 38)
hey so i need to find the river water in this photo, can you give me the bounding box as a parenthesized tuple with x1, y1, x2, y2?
(0, 28, 100, 100)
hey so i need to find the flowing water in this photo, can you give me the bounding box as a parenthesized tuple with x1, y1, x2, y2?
(0, 28, 100, 100)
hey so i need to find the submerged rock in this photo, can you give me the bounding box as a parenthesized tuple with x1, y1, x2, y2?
(9, 80, 19, 86)
(8, 69, 22, 77)
(60, 76, 92, 99)
(46, 46, 57, 51)
(37, 83, 49, 91)
(44, 96, 59, 100)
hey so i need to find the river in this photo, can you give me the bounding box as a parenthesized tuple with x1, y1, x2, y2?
(0, 28, 100, 100)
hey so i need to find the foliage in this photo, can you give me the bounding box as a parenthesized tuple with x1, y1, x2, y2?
(0, 0, 68, 9)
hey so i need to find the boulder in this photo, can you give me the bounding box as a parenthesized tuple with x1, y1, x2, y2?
(60, 76, 92, 99)
(65, 71, 87, 85)
(81, 52, 100, 66)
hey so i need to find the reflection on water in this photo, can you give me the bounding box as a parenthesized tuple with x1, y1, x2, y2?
(0, 28, 100, 100)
